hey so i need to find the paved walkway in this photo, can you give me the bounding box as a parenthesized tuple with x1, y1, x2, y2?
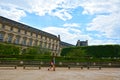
(0, 67, 120, 80)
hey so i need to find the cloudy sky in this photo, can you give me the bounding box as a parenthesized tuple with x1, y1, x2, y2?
(0, 0, 120, 45)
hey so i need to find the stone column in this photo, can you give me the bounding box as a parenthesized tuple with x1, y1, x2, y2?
(32, 40, 35, 46)
(19, 37, 23, 44)
(39, 41, 42, 47)
(37, 40, 40, 46)
(35, 40, 38, 46)
(49, 42, 52, 49)
(46, 42, 49, 48)
(12, 35, 16, 43)
(26, 38, 29, 46)
(3, 33, 8, 42)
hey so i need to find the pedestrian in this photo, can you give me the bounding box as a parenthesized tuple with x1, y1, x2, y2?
(48, 59, 55, 71)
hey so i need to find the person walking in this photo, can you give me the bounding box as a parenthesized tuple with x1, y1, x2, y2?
(48, 53, 56, 71)
(48, 59, 55, 71)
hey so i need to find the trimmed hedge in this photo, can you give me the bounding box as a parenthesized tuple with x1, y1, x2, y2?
(0, 43, 20, 55)
(61, 45, 120, 58)
(0, 42, 120, 63)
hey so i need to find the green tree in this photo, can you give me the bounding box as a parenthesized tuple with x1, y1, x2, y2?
(0, 43, 20, 55)
(24, 46, 51, 56)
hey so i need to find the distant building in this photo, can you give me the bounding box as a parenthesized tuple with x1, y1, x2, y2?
(60, 41, 74, 48)
(76, 40, 88, 46)
(60, 41, 74, 54)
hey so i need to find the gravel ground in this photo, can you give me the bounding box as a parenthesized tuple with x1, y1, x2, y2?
(0, 67, 120, 80)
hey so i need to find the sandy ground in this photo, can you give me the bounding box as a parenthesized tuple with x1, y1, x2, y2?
(0, 67, 120, 80)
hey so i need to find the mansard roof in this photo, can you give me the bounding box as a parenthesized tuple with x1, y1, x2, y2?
(60, 41, 74, 47)
(0, 16, 58, 39)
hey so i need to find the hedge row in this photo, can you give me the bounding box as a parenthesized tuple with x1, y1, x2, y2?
(0, 55, 120, 63)
(61, 45, 120, 58)
(0, 43, 20, 55)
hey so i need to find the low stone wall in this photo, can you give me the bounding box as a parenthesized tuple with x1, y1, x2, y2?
(0, 60, 120, 68)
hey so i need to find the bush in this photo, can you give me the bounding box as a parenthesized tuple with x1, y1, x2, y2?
(23, 46, 51, 56)
(0, 43, 20, 55)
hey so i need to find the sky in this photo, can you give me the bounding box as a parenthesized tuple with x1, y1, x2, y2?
(0, 0, 120, 45)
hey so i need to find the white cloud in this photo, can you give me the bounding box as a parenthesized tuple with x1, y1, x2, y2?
(83, 0, 120, 45)
(51, 9, 72, 21)
(0, 3, 26, 21)
(0, 0, 86, 21)
(81, 0, 120, 15)
(42, 26, 89, 45)
(87, 12, 120, 39)
(42, 26, 76, 40)
(0, 0, 120, 21)
(0, 0, 74, 21)
(63, 23, 80, 27)
(27, 0, 63, 15)
(89, 38, 120, 45)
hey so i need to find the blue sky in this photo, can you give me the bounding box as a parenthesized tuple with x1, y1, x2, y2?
(0, 0, 120, 45)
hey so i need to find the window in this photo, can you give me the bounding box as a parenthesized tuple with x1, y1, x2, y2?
(44, 42, 46, 48)
(40, 41, 42, 47)
(22, 38, 26, 45)
(48, 43, 51, 49)
(0, 33, 4, 41)
(10, 27, 13, 31)
(36, 34, 38, 38)
(44, 37, 46, 40)
(56, 45, 58, 50)
(52, 44, 54, 50)
(29, 39, 33, 46)
(15, 36, 20, 44)
(8, 35, 13, 43)
(34, 40, 38, 46)
(18, 29, 20, 33)
(31, 33, 32, 36)
(42, 42, 44, 48)
(25, 31, 27, 34)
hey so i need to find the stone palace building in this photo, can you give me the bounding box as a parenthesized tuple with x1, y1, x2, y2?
(0, 16, 61, 56)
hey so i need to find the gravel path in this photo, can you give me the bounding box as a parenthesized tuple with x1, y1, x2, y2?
(0, 67, 120, 80)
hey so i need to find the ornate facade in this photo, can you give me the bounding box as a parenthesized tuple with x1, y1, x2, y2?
(0, 16, 60, 56)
